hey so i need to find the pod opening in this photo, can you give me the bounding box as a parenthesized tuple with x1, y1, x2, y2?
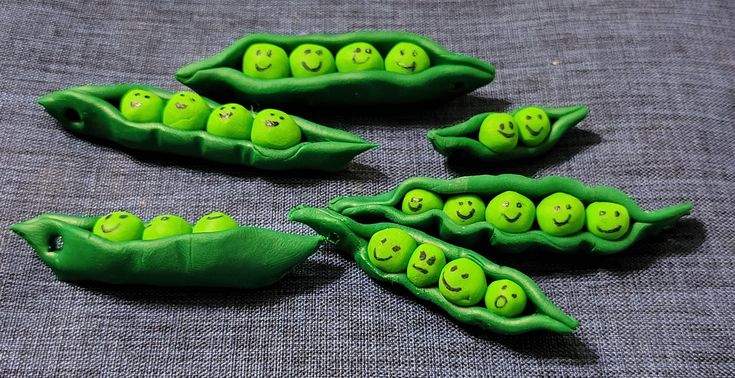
(48, 235, 64, 253)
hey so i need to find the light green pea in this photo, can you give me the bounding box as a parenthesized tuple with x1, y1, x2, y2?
(367, 228, 417, 273)
(486, 191, 536, 233)
(192, 212, 238, 233)
(485, 279, 527, 317)
(335, 42, 384, 72)
(443, 194, 486, 225)
(478, 113, 519, 152)
(536, 192, 585, 236)
(439, 257, 487, 306)
(289, 44, 336, 78)
(514, 107, 551, 146)
(406, 243, 446, 287)
(206, 103, 253, 140)
(242, 43, 290, 79)
(385, 42, 430, 74)
(401, 188, 444, 215)
(92, 211, 144, 242)
(586, 202, 631, 240)
(142, 214, 192, 240)
(162, 91, 210, 131)
(250, 108, 302, 149)
(119, 89, 164, 123)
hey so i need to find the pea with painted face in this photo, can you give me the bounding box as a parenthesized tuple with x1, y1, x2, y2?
(485, 279, 527, 317)
(92, 211, 144, 242)
(478, 113, 518, 152)
(119, 89, 164, 123)
(586, 202, 631, 240)
(335, 42, 384, 72)
(142, 214, 192, 240)
(367, 228, 417, 273)
(439, 257, 487, 306)
(400, 188, 444, 215)
(406, 243, 446, 287)
(206, 103, 253, 140)
(536, 192, 585, 236)
(514, 106, 551, 146)
(242, 43, 290, 79)
(289, 44, 336, 78)
(192, 212, 239, 233)
(250, 109, 302, 149)
(385, 42, 431, 74)
(486, 191, 536, 233)
(443, 194, 486, 225)
(162, 91, 211, 131)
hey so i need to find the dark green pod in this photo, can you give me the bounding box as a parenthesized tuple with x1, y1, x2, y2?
(11, 213, 324, 288)
(427, 105, 589, 162)
(288, 206, 578, 334)
(175, 31, 495, 107)
(38, 84, 377, 171)
(328, 175, 692, 254)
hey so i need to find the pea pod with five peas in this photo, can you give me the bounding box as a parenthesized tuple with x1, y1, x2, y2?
(328, 174, 692, 254)
(288, 206, 579, 334)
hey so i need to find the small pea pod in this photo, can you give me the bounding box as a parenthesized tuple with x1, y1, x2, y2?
(329, 175, 692, 254)
(11, 213, 324, 288)
(427, 105, 589, 162)
(38, 84, 377, 171)
(288, 206, 578, 334)
(175, 31, 495, 107)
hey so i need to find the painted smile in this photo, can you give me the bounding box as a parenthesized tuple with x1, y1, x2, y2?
(301, 61, 322, 72)
(501, 212, 522, 223)
(219, 112, 233, 120)
(352, 55, 370, 64)
(441, 276, 462, 292)
(408, 203, 423, 212)
(553, 214, 572, 226)
(412, 264, 428, 274)
(497, 129, 515, 138)
(255, 63, 272, 72)
(397, 61, 416, 72)
(494, 295, 508, 309)
(129, 101, 142, 109)
(456, 208, 476, 220)
(175, 103, 187, 110)
(597, 225, 623, 234)
(206, 215, 223, 220)
(372, 248, 392, 261)
(525, 124, 542, 136)
(265, 120, 280, 128)
(101, 223, 120, 233)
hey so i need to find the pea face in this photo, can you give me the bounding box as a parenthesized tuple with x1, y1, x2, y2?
(406, 243, 446, 287)
(485, 279, 527, 317)
(142, 214, 192, 240)
(385, 42, 430, 74)
(92, 211, 144, 242)
(367, 228, 417, 273)
(335, 42, 384, 72)
(400, 188, 444, 215)
(289, 44, 336, 78)
(486, 191, 536, 233)
(514, 107, 551, 146)
(206, 103, 253, 140)
(250, 109, 302, 149)
(192, 212, 238, 233)
(536, 192, 585, 236)
(478, 113, 518, 152)
(586, 202, 631, 240)
(443, 194, 486, 225)
(162, 91, 210, 131)
(242, 43, 290, 79)
(439, 257, 487, 306)
(119, 89, 164, 123)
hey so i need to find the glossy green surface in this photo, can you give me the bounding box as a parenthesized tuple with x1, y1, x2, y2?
(206, 103, 253, 140)
(486, 191, 536, 233)
(162, 91, 210, 131)
(335, 42, 384, 72)
(366, 228, 417, 273)
(92, 211, 144, 242)
(514, 106, 551, 146)
(485, 279, 527, 317)
(192, 212, 239, 233)
(439, 257, 487, 307)
(401, 188, 444, 215)
(586, 202, 631, 240)
(289, 44, 336, 78)
(385, 42, 430, 74)
(242, 43, 290, 79)
(443, 194, 486, 225)
(251, 108, 302, 149)
(477, 113, 518, 152)
(119, 89, 164, 123)
(406, 243, 446, 288)
(536, 192, 586, 236)
(142, 214, 192, 241)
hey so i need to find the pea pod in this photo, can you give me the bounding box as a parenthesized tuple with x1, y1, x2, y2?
(175, 31, 495, 107)
(427, 105, 589, 162)
(288, 206, 578, 334)
(328, 174, 692, 254)
(38, 84, 377, 171)
(11, 213, 324, 288)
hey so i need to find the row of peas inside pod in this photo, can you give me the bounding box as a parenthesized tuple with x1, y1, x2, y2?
(119, 88, 301, 149)
(243, 41, 431, 78)
(93, 211, 240, 242)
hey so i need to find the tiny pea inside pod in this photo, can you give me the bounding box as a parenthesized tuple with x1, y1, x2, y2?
(38, 83, 377, 172)
(175, 31, 495, 107)
(10, 212, 324, 289)
(288, 206, 579, 335)
(427, 105, 589, 163)
(328, 174, 693, 255)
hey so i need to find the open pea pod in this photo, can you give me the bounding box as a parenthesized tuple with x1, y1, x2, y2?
(289, 206, 578, 334)
(38, 84, 377, 171)
(427, 105, 589, 162)
(11, 213, 324, 288)
(328, 175, 692, 254)
(175, 31, 495, 107)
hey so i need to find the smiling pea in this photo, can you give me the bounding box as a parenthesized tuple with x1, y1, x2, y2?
(206, 103, 253, 140)
(162, 91, 210, 131)
(92, 211, 144, 242)
(439, 257, 487, 306)
(142, 214, 192, 240)
(242, 43, 290, 79)
(367, 228, 417, 273)
(485, 279, 527, 317)
(586, 202, 631, 240)
(250, 108, 302, 149)
(486, 191, 536, 233)
(478, 113, 518, 152)
(536, 192, 585, 236)
(443, 194, 486, 225)
(289, 44, 336, 78)
(385, 42, 430, 74)
(335, 42, 384, 72)
(406, 243, 446, 287)
(514, 106, 551, 146)
(192, 212, 238, 233)
(119, 89, 164, 123)
(400, 188, 444, 215)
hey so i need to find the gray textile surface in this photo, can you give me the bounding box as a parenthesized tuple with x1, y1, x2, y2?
(0, 0, 732, 376)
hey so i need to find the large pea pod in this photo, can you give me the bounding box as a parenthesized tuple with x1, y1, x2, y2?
(175, 31, 495, 107)
(11, 213, 324, 288)
(288, 206, 579, 334)
(328, 174, 692, 254)
(38, 84, 377, 172)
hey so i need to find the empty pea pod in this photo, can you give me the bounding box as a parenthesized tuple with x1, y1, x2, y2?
(175, 31, 495, 107)
(10, 213, 324, 288)
(328, 174, 692, 254)
(288, 206, 579, 334)
(38, 84, 377, 171)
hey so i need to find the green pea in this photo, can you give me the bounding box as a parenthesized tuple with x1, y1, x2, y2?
(242, 43, 290, 79)
(406, 243, 446, 287)
(250, 108, 302, 149)
(192, 212, 238, 233)
(335, 42, 384, 73)
(477, 113, 518, 152)
(367, 228, 417, 273)
(142, 214, 192, 240)
(206, 103, 253, 140)
(485, 279, 527, 317)
(162, 91, 210, 131)
(536, 193, 585, 236)
(443, 194, 486, 225)
(586, 202, 631, 240)
(385, 42, 430, 74)
(92, 211, 144, 242)
(486, 191, 536, 233)
(514, 106, 551, 146)
(289, 44, 336, 78)
(119, 89, 164, 123)
(439, 257, 487, 306)
(400, 188, 444, 215)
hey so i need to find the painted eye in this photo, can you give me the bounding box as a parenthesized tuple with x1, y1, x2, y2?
(599, 210, 606, 216)
(538, 114, 543, 119)
(179, 93, 185, 97)
(231, 106, 236, 110)
(270, 113, 274, 116)
(134, 93, 140, 96)
(450, 265, 458, 272)
(419, 251, 426, 260)
(566, 204, 572, 210)
(509, 122, 514, 129)
(512, 293, 518, 298)
(304, 49, 312, 54)
(468, 201, 473, 205)
(119, 214, 128, 219)
(105, 214, 112, 220)
(503, 201, 509, 207)
(315, 50, 323, 56)
(412, 50, 417, 57)
(615, 211, 621, 217)
(161, 216, 169, 221)
(461, 273, 469, 279)
(499, 123, 505, 130)
(458, 201, 464, 205)
(380, 238, 387, 244)
(256, 49, 261, 56)
(191, 98, 196, 102)
(366, 48, 372, 53)
(220, 106, 225, 110)
(279, 116, 284, 120)
(502, 285, 508, 290)
(516, 202, 522, 208)
(355, 47, 362, 53)
(399, 49, 405, 56)
(266, 49, 272, 57)
(391, 245, 401, 252)
(554, 205, 561, 212)
(526, 115, 532, 120)
(427, 256, 436, 265)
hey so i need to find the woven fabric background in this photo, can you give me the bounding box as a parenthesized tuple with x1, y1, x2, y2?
(0, 0, 732, 376)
